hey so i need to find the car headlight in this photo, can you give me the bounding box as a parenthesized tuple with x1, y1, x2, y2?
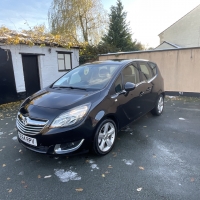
(50, 103, 91, 128)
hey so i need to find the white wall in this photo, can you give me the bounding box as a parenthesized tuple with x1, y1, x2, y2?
(159, 5, 200, 47)
(0, 44, 79, 93)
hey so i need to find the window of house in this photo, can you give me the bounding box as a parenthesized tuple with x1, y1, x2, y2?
(122, 64, 140, 84)
(139, 62, 153, 80)
(57, 52, 72, 71)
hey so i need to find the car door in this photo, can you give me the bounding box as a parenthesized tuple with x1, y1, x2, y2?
(110, 62, 146, 128)
(138, 61, 156, 112)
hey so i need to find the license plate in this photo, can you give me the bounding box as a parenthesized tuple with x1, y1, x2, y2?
(18, 132, 37, 146)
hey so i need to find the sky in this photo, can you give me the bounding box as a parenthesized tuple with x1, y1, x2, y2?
(0, 0, 200, 47)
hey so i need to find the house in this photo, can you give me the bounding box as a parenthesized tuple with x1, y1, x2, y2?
(0, 30, 79, 104)
(155, 4, 200, 50)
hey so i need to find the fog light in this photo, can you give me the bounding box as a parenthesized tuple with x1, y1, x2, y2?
(54, 139, 84, 154)
(60, 141, 79, 150)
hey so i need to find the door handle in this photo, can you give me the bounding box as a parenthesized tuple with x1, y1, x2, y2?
(146, 87, 152, 92)
(140, 92, 144, 96)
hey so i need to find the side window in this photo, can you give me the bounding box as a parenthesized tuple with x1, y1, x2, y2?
(114, 75, 122, 93)
(148, 62, 157, 76)
(139, 62, 153, 80)
(122, 64, 140, 84)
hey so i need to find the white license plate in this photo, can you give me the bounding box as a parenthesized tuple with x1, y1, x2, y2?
(18, 132, 37, 146)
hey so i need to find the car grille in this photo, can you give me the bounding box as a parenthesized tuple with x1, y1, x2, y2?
(16, 112, 48, 135)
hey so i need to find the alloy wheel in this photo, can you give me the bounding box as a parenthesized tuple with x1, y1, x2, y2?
(157, 96, 164, 113)
(98, 122, 116, 152)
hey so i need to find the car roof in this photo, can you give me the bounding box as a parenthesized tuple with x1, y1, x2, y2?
(83, 59, 149, 66)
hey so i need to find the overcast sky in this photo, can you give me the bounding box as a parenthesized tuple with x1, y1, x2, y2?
(1, 0, 200, 47)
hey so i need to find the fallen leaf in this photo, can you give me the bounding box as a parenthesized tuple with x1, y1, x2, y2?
(102, 174, 105, 177)
(139, 166, 145, 170)
(44, 175, 52, 178)
(21, 181, 25, 184)
(2, 164, 6, 167)
(75, 188, 83, 192)
(137, 187, 142, 192)
(108, 165, 113, 169)
(191, 178, 195, 182)
(38, 175, 41, 179)
(105, 171, 109, 174)
(8, 189, 12, 193)
(143, 126, 147, 128)
(18, 171, 24, 175)
(24, 185, 28, 188)
(7, 177, 11, 180)
(19, 149, 22, 152)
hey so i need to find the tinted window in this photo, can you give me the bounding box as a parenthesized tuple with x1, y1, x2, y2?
(122, 64, 140, 84)
(53, 64, 121, 90)
(148, 62, 157, 76)
(114, 75, 122, 93)
(139, 62, 153, 80)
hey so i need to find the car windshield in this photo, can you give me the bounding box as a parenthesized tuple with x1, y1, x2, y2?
(52, 64, 120, 90)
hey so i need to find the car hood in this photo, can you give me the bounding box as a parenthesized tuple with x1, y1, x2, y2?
(25, 88, 100, 110)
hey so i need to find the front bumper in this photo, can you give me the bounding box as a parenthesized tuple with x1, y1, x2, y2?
(18, 135, 89, 155)
(16, 105, 94, 155)
(16, 117, 94, 155)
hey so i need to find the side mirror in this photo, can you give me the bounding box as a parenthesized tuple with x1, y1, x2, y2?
(124, 82, 136, 92)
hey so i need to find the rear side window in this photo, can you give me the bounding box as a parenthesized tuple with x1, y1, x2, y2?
(148, 62, 157, 76)
(139, 62, 154, 80)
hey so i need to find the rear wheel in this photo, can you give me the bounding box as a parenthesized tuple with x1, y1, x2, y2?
(151, 94, 164, 116)
(93, 119, 117, 155)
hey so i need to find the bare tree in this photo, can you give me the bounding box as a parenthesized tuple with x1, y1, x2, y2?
(48, 0, 108, 45)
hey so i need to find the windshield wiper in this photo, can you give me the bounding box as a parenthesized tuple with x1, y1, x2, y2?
(52, 86, 86, 90)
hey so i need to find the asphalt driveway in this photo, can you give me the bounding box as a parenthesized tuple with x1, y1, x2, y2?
(0, 96, 200, 200)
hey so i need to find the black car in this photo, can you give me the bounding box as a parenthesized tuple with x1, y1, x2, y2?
(16, 59, 164, 156)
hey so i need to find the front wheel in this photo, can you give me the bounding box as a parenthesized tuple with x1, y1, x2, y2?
(151, 94, 164, 116)
(93, 119, 117, 155)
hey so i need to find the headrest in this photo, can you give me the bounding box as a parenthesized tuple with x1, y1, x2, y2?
(123, 66, 132, 76)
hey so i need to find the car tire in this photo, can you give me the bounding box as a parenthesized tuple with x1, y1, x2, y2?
(151, 94, 164, 116)
(93, 119, 117, 156)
